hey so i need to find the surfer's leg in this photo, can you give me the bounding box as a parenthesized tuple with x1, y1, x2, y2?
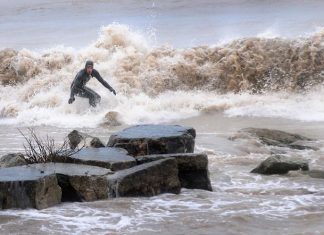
(82, 87, 101, 107)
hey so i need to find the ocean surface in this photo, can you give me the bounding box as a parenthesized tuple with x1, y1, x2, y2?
(1, 0, 324, 234)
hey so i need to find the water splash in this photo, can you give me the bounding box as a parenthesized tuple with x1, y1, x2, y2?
(1, 24, 324, 127)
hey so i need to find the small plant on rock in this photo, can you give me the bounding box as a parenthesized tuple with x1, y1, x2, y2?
(20, 128, 83, 164)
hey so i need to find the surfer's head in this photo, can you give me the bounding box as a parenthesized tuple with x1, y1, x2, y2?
(85, 60, 94, 75)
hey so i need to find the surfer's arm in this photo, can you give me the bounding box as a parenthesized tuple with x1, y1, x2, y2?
(68, 82, 77, 104)
(70, 82, 76, 98)
(70, 81, 78, 99)
(93, 69, 116, 94)
(70, 71, 83, 98)
(68, 72, 82, 103)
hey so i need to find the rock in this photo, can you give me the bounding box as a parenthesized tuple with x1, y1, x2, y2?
(28, 163, 112, 202)
(287, 140, 319, 151)
(107, 124, 196, 156)
(68, 130, 84, 149)
(0, 163, 113, 209)
(136, 153, 212, 191)
(107, 158, 181, 197)
(251, 155, 309, 175)
(231, 128, 317, 150)
(67, 130, 104, 149)
(0, 167, 61, 209)
(90, 137, 105, 148)
(101, 111, 122, 126)
(69, 147, 136, 171)
(0, 153, 27, 168)
(306, 170, 324, 179)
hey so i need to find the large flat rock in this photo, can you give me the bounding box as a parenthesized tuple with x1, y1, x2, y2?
(69, 147, 136, 171)
(137, 153, 212, 191)
(107, 124, 196, 156)
(107, 158, 181, 197)
(0, 166, 61, 210)
(27, 163, 111, 176)
(28, 163, 112, 202)
(0, 163, 113, 209)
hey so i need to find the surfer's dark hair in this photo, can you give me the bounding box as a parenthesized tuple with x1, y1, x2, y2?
(85, 60, 94, 68)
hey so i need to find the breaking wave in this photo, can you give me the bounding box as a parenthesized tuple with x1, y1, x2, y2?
(1, 24, 324, 127)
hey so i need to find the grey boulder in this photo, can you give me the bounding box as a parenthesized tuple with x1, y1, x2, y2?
(306, 170, 324, 179)
(69, 147, 136, 171)
(234, 128, 317, 150)
(28, 163, 112, 202)
(0, 162, 113, 209)
(0, 153, 27, 168)
(0, 167, 61, 210)
(107, 124, 196, 156)
(68, 130, 105, 149)
(136, 153, 212, 191)
(107, 158, 181, 197)
(251, 155, 309, 175)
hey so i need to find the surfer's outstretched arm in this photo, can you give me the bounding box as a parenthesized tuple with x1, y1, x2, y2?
(92, 69, 116, 95)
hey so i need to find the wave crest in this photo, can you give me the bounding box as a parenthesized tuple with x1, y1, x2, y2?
(1, 24, 324, 126)
(1, 24, 324, 94)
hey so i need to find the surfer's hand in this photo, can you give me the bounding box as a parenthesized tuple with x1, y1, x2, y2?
(111, 89, 116, 95)
(68, 97, 75, 104)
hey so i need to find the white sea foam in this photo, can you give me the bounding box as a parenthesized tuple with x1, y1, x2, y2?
(1, 24, 324, 128)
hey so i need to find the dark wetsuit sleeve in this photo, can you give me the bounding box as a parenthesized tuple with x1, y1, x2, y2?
(70, 71, 82, 98)
(92, 69, 113, 91)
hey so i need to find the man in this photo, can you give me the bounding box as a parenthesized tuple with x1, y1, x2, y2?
(68, 60, 116, 107)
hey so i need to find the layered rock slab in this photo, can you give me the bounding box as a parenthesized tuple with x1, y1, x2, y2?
(107, 158, 181, 197)
(107, 124, 196, 156)
(0, 163, 113, 209)
(0, 166, 61, 209)
(136, 153, 212, 191)
(28, 163, 112, 202)
(69, 148, 136, 171)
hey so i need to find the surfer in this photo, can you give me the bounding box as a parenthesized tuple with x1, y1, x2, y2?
(68, 60, 116, 107)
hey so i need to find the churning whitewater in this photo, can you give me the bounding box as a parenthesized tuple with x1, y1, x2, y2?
(1, 24, 324, 127)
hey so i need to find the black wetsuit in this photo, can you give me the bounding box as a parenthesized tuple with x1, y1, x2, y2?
(70, 68, 115, 107)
